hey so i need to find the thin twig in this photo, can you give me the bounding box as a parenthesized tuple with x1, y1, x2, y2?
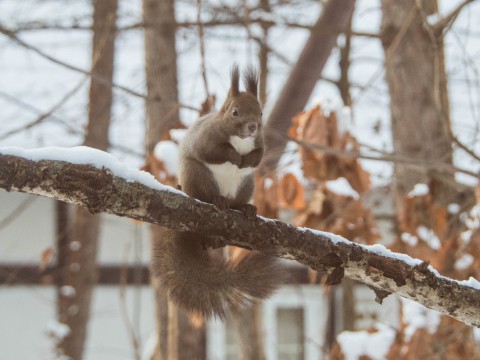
(264, 125, 478, 180)
(414, 0, 480, 163)
(0, 24, 149, 100)
(0, 196, 36, 230)
(0, 78, 88, 141)
(119, 243, 141, 360)
(433, 0, 474, 34)
(196, 0, 210, 97)
(298, 137, 478, 180)
(353, 4, 418, 105)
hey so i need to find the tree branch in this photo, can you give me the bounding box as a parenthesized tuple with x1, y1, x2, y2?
(432, 0, 474, 34)
(1, 147, 480, 327)
(263, 0, 356, 172)
(0, 24, 148, 100)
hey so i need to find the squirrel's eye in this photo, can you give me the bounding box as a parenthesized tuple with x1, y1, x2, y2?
(232, 108, 239, 117)
(260, 111, 263, 116)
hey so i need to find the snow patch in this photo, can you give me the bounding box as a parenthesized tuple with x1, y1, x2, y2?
(69, 241, 81, 251)
(153, 141, 179, 176)
(460, 230, 473, 244)
(60, 285, 76, 298)
(426, 13, 440, 25)
(465, 204, 480, 230)
(337, 324, 396, 360)
(458, 277, 480, 290)
(277, 141, 305, 183)
(298, 228, 350, 246)
(401, 232, 418, 246)
(447, 203, 461, 214)
(299, 228, 426, 267)
(0, 146, 182, 194)
(251, 9, 277, 23)
(169, 128, 187, 143)
(401, 298, 441, 341)
(264, 177, 273, 189)
(474, 328, 480, 343)
(408, 183, 429, 197)
(454, 254, 474, 271)
(416, 226, 441, 250)
(326, 177, 359, 199)
(283, 226, 479, 293)
(46, 320, 71, 342)
(363, 243, 424, 267)
(337, 106, 352, 135)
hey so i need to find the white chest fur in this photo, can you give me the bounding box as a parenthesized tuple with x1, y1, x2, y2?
(205, 136, 256, 199)
(229, 135, 255, 155)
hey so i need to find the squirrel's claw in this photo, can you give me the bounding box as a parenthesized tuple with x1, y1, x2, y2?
(213, 195, 230, 211)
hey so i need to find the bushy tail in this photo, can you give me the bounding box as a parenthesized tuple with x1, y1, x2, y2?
(151, 228, 285, 319)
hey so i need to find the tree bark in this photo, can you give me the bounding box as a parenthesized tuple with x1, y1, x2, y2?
(55, 1, 118, 359)
(263, 0, 355, 172)
(381, 0, 454, 206)
(235, 304, 266, 360)
(1, 150, 480, 328)
(143, 0, 181, 153)
(380, 1, 477, 356)
(258, 0, 271, 107)
(142, 0, 178, 357)
(231, 2, 272, 356)
(142, 0, 205, 358)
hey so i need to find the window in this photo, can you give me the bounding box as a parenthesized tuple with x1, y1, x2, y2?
(277, 308, 304, 359)
(207, 285, 328, 360)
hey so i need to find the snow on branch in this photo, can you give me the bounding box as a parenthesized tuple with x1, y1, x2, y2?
(1, 146, 479, 327)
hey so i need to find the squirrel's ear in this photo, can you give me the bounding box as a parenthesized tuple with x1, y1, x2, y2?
(243, 66, 258, 98)
(229, 64, 240, 98)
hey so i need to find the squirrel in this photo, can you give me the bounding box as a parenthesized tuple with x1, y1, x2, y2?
(151, 65, 284, 319)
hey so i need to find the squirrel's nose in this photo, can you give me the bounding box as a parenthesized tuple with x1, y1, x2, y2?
(248, 123, 257, 133)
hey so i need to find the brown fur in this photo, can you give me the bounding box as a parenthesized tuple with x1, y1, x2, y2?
(151, 66, 285, 319)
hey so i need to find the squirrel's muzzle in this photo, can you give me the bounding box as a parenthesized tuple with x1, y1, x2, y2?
(240, 121, 258, 138)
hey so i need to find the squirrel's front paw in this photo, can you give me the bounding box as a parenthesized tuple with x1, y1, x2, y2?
(213, 195, 230, 211)
(226, 148, 242, 167)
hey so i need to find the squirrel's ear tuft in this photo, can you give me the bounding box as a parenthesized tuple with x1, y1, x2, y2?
(243, 66, 258, 98)
(229, 64, 240, 98)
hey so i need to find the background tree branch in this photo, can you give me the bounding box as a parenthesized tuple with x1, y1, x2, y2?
(1, 148, 479, 328)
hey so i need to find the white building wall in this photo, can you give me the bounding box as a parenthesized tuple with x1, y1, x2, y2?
(0, 286, 157, 360)
(0, 191, 151, 264)
(0, 190, 156, 359)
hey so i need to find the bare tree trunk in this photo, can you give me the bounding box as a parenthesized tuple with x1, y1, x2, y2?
(258, 0, 270, 107)
(381, 0, 454, 206)
(381, 0, 477, 357)
(142, 0, 178, 355)
(263, 0, 355, 172)
(143, 0, 181, 153)
(55, 1, 118, 358)
(337, 15, 353, 108)
(167, 300, 179, 360)
(235, 304, 266, 360)
(151, 275, 169, 360)
(142, 0, 206, 359)
(231, 2, 272, 356)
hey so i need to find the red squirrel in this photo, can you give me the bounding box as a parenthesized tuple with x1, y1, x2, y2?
(151, 65, 284, 318)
